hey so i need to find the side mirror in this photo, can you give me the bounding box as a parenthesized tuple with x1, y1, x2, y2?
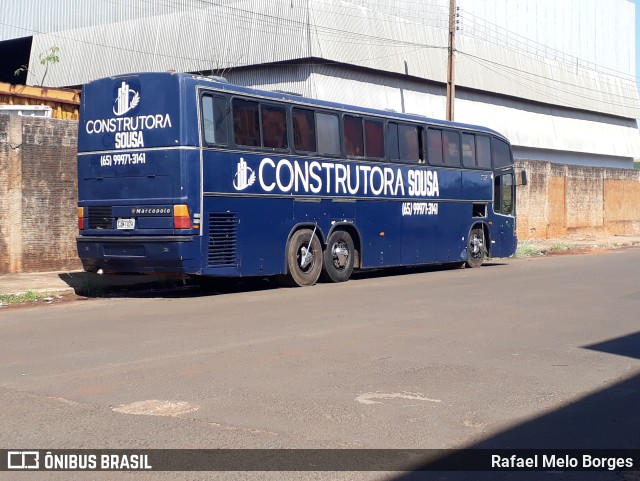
(519, 170, 528, 186)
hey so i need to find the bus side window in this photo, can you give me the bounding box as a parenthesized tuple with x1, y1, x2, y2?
(399, 124, 422, 163)
(492, 138, 513, 168)
(364, 119, 384, 159)
(443, 130, 461, 166)
(293, 108, 317, 153)
(476, 135, 491, 169)
(233, 99, 260, 147)
(316, 112, 340, 156)
(344, 115, 364, 157)
(427, 128, 443, 165)
(261, 104, 287, 150)
(462, 133, 476, 168)
(387, 122, 399, 161)
(202, 95, 228, 145)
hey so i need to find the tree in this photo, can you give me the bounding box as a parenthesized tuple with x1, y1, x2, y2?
(14, 46, 61, 86)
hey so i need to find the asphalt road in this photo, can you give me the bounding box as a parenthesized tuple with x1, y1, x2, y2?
(1, 249, 639, 480)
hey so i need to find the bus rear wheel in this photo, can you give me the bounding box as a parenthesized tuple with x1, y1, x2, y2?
(285, 229, 323, 287)
(466, 227, 485, 268)
(320, 230, 355, 283)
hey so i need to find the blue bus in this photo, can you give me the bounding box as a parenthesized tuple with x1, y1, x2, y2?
(77, 72, 521, 286)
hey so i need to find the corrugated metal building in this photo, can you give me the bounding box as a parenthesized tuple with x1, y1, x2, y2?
(2, 0, 639, 167)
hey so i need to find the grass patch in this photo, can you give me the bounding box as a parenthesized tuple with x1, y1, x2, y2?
(0, 290, 51, 305)
(515, 242, 543, 257)
(550, 243, 572, 251)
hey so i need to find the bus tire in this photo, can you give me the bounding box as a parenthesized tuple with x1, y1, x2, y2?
(466, 227, 485, 268)
(320, 230, 355, 283)
(285, 228, 323, 287)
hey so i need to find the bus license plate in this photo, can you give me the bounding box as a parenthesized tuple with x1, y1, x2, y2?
(117, 218, 135, 230)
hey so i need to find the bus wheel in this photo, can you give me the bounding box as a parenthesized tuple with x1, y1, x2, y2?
(320, 230, 355, 283)
(466, 227, 485, 268)
(285, 229, 323, 287)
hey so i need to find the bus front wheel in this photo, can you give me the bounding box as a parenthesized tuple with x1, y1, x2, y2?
(285, 229, 323, 287)
(466, 227, 485, 268)
(320, 230, 355, 283)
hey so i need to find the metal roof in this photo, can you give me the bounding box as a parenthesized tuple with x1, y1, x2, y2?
(9, 0, 640, 119)
(16, 0, 640, 118)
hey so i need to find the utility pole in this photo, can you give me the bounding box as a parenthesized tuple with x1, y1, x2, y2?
(446, 0, 456, 121)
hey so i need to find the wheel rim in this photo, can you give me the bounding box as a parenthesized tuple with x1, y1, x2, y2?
(469, 232, 484, 259)
(331, 240, 350, 271)
(298, 244, 316, 272)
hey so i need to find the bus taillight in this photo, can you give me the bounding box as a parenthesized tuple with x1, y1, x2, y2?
(77, 207, 85, 230)
(173, 204, 191, 229)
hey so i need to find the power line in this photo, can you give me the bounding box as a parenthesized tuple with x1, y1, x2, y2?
(8, 0, 452, 69)
(6, 0, 633, 84)
(459, 51, 640, 104)
(457, 30, 639, 98)
(106, 0, 450, 31)
(1, 3, 446, 77)
(457, 32, 639, 98)
(460, 52, 640, 115)
(457, 7, 638, 86)
(104, 0, 448, 50)
(7, 0, 638, 114)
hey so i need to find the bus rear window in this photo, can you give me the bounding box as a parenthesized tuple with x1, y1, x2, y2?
(202, 95, 228, 145)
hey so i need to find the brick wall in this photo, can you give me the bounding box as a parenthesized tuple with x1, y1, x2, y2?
(0, 115, 80, 273)
(516, 160, 640, 240)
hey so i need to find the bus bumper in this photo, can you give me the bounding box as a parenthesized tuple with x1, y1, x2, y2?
(76, 235, 199, 274)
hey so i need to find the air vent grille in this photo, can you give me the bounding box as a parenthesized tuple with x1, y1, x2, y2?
(207, 213, 238, 267)
(87, 206, 113, 229)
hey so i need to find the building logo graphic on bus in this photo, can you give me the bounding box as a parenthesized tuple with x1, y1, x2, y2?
(233, 158, 256, 191)
(113, 81, 140, 116)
